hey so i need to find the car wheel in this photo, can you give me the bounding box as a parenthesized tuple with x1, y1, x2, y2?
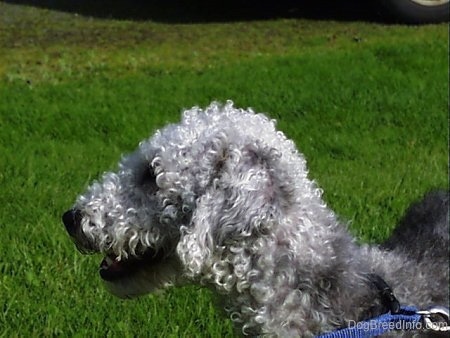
(379, 0, 449, 23)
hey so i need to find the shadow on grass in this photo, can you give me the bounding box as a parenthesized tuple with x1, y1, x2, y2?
(1, 0, 380, 23)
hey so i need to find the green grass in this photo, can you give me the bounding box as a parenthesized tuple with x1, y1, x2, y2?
(0, 2, 448, 337)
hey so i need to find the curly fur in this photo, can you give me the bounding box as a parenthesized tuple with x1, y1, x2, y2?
(63, 101, 449, 337)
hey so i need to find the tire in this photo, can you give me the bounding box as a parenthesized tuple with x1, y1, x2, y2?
(379, 0, 449, 23)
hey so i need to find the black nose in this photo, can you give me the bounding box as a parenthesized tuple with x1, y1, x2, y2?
(62, 209, 82, 237)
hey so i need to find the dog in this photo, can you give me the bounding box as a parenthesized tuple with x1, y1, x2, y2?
(63, 101, 448, 336)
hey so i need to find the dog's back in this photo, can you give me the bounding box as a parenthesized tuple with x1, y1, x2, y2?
(383, 190, 449, 263)
(379, 190, 449, 313)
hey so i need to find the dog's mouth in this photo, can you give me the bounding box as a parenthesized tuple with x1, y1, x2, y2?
(99, 248, 166, 282)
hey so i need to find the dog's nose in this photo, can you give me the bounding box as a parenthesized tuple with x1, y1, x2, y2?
(62, 209, 82, 237)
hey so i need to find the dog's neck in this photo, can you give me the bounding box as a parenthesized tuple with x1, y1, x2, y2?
(198, 224, 392, 336)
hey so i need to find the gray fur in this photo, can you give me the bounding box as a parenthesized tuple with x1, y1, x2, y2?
(63, 101, 449, 337)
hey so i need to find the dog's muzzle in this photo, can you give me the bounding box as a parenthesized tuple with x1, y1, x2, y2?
(62, 208, 169, 282)
(62, 208, 98, 254)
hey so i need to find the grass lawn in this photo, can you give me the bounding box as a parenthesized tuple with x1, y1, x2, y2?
(0, 2, 448, 336)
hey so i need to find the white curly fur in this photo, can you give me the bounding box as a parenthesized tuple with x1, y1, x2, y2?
(64, 101, 449, 337)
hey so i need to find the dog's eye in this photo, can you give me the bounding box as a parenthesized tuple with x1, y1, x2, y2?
(138, 165, 158, 191)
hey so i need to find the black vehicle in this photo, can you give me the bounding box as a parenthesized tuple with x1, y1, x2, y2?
(379, 0, 449, 23)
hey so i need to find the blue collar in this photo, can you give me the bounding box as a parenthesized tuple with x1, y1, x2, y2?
(316, 306, 450, 338)
(316, 306, 420, 338)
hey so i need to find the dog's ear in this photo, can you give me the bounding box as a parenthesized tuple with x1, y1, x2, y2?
(177, 139, 297, 278)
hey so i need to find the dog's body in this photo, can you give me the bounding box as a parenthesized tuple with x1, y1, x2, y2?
(63, 102, 448, 337)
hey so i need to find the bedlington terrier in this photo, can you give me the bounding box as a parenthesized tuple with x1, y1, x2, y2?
(62, 101, 449, 337)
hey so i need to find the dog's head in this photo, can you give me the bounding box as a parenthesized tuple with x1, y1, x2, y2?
(63, 101, 316, 299)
